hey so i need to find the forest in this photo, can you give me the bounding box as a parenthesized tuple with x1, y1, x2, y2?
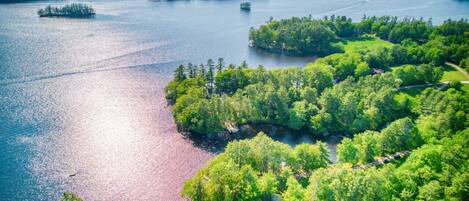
(182, 128, 468, 200)
(165, 16, 467, 138)
(165, 15, 469, 201)
(37, 3, 95, 18)
(177, 72, 468, 200)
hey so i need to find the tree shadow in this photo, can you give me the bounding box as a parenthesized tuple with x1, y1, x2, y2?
(181, 123, 345, 154)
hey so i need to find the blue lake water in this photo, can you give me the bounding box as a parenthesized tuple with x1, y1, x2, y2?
(1, 0, 468, 200)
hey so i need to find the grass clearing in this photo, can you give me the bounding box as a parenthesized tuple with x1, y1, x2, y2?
(440, 64, 468, 82)
(398, 87, 426, 97)
(341, 36, 394, 53)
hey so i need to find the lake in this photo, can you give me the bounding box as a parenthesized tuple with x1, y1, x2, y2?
(1, 0, 468, 200)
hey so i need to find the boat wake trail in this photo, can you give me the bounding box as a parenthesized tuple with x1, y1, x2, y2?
(0, 61, 179, 87)
(311, 0, 370, 18)
(79, 40, 174, 70)
(0, 39, 181, 87)
(249, 0, 370, 28)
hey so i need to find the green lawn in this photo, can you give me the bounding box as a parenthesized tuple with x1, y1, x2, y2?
(440, 64, 468, 82)
(398, 87, 426, 97)
(341, 36, 394, 53)
(396, 83, 468, 101)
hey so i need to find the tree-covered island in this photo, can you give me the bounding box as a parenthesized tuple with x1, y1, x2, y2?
(165, 15, 469, 201)
(37, 3, 95, 18)
(249, 15, 468, 60)
(240, 2, 251, 11)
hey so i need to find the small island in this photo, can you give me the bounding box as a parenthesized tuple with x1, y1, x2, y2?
(37, 3, 95, 18)
(240, 2, 251, 11)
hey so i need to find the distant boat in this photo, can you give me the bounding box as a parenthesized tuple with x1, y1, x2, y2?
(69, 170, 80, 177)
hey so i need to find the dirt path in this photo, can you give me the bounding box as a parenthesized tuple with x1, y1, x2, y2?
(398, 82, 449, 90)
(398, 81, 469, 90)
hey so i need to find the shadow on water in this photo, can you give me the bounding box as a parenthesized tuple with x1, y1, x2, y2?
(182, 123, 342, 163)
(240, 9, 250, 18)
(247, 47, 317, 68)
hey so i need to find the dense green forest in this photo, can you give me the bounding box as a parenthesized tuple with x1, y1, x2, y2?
(37, 3, 95, 18)
(182, 129, 468, 200)
(180, 85, 468, 200)
(166, 15, 469, 201)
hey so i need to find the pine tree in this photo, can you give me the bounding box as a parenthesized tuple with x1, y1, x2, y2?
(187, 63, 196, 78)
(216, 58, 225, 72)
(206, 59, 215, 87)
(240, 60, 248, 69)
(175, 64, 186, 81)
(207, 61, 215, 93)
(198, 63, 206, 78)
